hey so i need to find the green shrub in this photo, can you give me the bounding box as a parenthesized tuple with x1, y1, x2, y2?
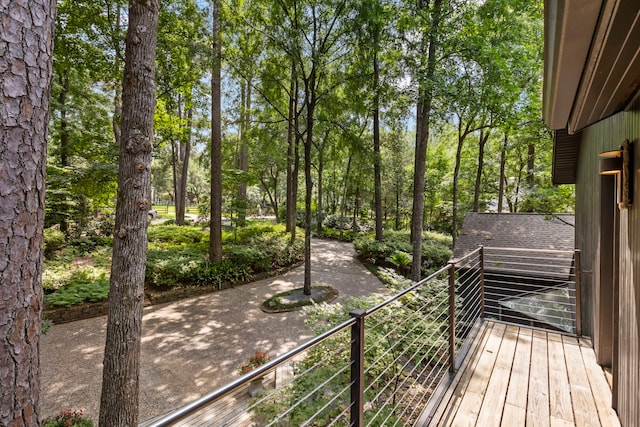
(189, 260, 251, 287)
(354, 230, 452, 275)
(145, 247, 204, 288)
(44, 227, 66, 258)
(318, 227, 356, 242)
(353, 236, 391, 262)
(148, 224, 207, 245)
(68, 235, 112, 255)
(225, 245, 271, 272)
(45, 268, 110, 307)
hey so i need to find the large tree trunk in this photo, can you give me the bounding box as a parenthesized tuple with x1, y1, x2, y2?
(99, 2, 158, 425)
(497, 133, 507, 213)
(373, 33, 384, 242)
(410, 0, 443, 282)
(209, 0, 223, 262)
(0, 1, 55, 424)
(472, 130, 489, 212)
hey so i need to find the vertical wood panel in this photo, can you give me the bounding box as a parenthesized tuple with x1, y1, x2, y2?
(576, 110, 640, 426)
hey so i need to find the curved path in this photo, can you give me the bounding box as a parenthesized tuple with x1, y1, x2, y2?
(40, 239, 388, 423)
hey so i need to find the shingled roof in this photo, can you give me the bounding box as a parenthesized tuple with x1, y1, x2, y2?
(452, 212, 575, 260)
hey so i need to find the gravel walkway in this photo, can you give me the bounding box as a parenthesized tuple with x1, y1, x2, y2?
(40, 239, 388, 424)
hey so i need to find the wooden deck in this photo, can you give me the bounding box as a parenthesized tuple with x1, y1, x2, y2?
(421, 321, 620, 427)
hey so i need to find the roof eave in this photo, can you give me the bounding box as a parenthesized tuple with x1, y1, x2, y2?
(543, 0, 603, 131)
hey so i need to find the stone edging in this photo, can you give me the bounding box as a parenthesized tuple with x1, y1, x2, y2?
(43, 260, 304, 324)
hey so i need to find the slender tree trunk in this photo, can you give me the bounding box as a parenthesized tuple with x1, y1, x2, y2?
(209, 0, 223, 261)
(0, 2, 55, 424)
(497, 133, 507, 213)
(525, 143, 535, 212)
(286, 62, 296, 234)
(395, 175, 401, 230)
(58, 70, 70, 233)
(452, 122, 470, 249)
(527, 143, 535, 186)
(411, 0, 443, 281)
(178, 106, 192, 222)
(303, 77, 316, 295)
(237, 78, 251, 227)
(316, 154, 324, 235)
(173, 97, 191, 226)
(171, 98, 181, 224)
(59, 71, 70, 167)
(340, 155, 352, 239)
(373, 33, 384, 242)
(111, 5, 123, 146)
(472, 130, 489, 212)
(259, 171, 279, 220)
(99, 1, 159, 425)
(290, 105, 301, 240)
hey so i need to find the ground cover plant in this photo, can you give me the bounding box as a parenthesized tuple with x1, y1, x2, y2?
(252, 268, 451, 425)
(43, 221, 304, 308)
(354, 229, 452, 276)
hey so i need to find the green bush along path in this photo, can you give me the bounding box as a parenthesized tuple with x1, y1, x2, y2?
(40, 239, 388, 424)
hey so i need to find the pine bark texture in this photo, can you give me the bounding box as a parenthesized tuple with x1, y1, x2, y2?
(98, 1, 158, 425)
(0, 1, 56, 425)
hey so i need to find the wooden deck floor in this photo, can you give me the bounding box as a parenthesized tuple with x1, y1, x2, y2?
(422, 321, 620, 427)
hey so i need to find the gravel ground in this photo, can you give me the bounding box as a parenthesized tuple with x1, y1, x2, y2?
(40, 239, 388, 424)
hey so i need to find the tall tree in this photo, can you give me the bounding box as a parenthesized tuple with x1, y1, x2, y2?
(272, 0, 350, 294)
(0, 2, 56, 424)
(209, 0, 223, 262)
(409, 0, 444, 281)
(98, 0, 159, 425)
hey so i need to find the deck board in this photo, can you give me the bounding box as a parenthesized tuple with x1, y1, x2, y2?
(548, 333, 574, 423)
(424, 321, 620, 427)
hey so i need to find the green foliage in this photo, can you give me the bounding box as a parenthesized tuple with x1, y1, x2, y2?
(188, 260, 251, 288)
(354, 230, 451, 274)
(42, 319, 53, 335)
(146, 224, 302, 288)
(44, 268, 110, 307)
(68, 235, 113, 255)
(254, 274, 450, 425)
(318, 226, 356, 242)
(147, 224, 207, 246)
(43, 409, 93, 427)
(44, 227, 67, 258)
(145, 246, 204, 288)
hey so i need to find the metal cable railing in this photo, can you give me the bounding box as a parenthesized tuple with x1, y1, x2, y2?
(482, 247, 580, 335)
(142, 246, 579, 427)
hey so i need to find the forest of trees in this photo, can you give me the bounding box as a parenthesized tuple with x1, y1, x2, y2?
(1, 0, 575, 424)
(45, 0, 573, 274)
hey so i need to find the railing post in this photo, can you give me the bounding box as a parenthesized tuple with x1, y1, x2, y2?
(479, 246, 485, 319)
(448, 263, 456, 373)
(349, 309, 366, 427)
(574, 249, 582, 337)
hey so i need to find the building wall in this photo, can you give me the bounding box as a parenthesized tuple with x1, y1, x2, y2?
(576, 110, 640, 426)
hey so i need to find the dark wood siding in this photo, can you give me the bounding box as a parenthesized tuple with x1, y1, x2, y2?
(575, 110, 640, 426)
